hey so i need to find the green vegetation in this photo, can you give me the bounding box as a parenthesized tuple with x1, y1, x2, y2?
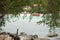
(37, 0, 60, 37)
(0, 0, 60, 36)
(37, 13, 60, 37)
(0, 0, 43, 14)
(0, 0, 60, 14)
(0, 15, 5, 31)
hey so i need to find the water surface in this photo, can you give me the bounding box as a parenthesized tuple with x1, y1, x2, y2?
(2, 14, 60, 37)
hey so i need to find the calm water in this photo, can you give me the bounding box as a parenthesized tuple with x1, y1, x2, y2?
(2, 14, 60, 37)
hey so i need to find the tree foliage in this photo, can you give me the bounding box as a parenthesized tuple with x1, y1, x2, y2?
(0, 0, 60, 33)
(0, 0, 43, 14)
(37, 0, 60, 27)
(37, 13, 60, 27)
(44, 0, 60, 13)
(37, 0, 60, 36)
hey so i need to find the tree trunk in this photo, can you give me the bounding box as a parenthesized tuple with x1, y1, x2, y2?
(48, 27, 57, 37)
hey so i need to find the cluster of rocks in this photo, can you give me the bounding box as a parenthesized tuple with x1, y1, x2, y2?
(0, 32, 50, 40)
(0, 32, 19, 40)
(19, 32, 40, 40)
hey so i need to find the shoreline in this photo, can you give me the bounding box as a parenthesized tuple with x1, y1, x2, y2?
(0, 32, 60, 40)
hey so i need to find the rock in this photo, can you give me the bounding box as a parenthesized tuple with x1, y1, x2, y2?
(19, 35, 31, 40)
(40, 38, 50, 40)
(20, 32, 27, 36)
(0, 32, 15, 40)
